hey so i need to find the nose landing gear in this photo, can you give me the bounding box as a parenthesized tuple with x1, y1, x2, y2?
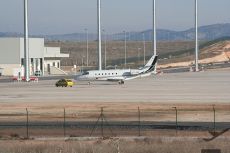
(118, 80, 124, 85)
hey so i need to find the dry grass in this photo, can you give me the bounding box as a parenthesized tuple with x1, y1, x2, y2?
(45, 40, 195, 67)
(45, 40, 230, 69)
(0, 139, 229, 153)
(0, 103, 230, 153)
(0, 103, 229, 122)
(0, 103, 229, 139)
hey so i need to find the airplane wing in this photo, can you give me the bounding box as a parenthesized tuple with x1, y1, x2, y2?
(106, 77, 125, 82)
(107, 71, 156, 82)
(124, 72, 153, 81)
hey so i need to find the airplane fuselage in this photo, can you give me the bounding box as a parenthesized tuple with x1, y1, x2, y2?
(75, 55, 158, 83)
(77, 69, 142, 81)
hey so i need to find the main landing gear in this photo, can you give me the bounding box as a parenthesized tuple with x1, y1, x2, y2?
(118, 80, 124, 85)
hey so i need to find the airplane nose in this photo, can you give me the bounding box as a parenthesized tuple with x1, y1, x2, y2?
(75, 75, 86, 81)
(75, 75, 83, 80)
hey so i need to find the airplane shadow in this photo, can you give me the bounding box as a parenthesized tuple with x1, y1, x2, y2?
(76, 82, 123, 86)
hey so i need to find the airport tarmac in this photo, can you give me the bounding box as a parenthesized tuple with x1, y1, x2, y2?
(0, 70, 230, 104)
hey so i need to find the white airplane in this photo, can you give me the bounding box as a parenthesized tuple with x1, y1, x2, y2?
(75, 54, 158, 84)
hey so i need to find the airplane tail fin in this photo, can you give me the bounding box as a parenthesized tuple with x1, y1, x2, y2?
(144, 54, 158, 68)
(143, 55, 158, 73)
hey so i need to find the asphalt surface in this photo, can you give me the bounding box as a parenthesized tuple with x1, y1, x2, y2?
(0, 70, 230, 103)
(0, 121, 229, 131)
(0, 75, 75, 83)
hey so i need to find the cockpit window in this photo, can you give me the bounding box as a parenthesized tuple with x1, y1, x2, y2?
(82, 72, 89, 75)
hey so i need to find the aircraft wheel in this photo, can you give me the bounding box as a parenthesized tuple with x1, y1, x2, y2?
(118, 80, 124, 85)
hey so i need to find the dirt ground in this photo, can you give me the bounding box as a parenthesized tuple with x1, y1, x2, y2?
(0, 138, 229, 153)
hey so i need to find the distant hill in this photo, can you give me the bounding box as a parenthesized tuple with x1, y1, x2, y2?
(1, 23, 230, 41)
(0, 32, 22, 37)
(140, 23, 230, 41)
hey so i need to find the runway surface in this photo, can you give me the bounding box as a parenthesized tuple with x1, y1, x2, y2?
(0, 70, 230, 104)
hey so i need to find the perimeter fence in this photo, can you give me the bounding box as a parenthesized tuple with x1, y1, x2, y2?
(0, 106, 229, 139)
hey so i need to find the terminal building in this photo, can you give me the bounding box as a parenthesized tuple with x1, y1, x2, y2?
(0, 38, 69, 76)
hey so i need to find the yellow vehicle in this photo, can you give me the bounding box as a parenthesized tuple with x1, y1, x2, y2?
(55, 79, 74, 87)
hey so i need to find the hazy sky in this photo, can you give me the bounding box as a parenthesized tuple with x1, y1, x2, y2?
(0, 0, 229, 35)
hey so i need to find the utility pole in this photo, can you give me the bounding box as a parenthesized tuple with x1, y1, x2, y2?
(24, 0, 30, 82)
(64, 108, 66, 137)
(153, 0, 157, 73)
(213, 105, 216, 133)
(97, 0, 102, 70)
(81, 57, 84, 73)
(26, 108, 29, 139)
(138, 107, 141, 137)
(101, 107, 104, 137)
(173, 107, 178, 134)
(90, 107, 114, 137)
(143, 33, 146, 64)
(103, 29, 107, 70)
(85, 29, 89, 67)
(123, 31, 127, 68)
(195, 0, 199, 72)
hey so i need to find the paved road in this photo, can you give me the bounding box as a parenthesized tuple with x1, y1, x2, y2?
(0, 121, 229, 131)
(0, 70, 230, 104)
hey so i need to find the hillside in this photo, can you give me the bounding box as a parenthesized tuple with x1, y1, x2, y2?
(159, 37, 230, 68)
(45, 40, 195, 68)
(1, 23, 230, 41)
(46, 37, 230, 69)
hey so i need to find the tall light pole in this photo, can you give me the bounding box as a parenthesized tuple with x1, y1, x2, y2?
(103, 29, 107, 70)
(153, 0, 157, 56)
(81, 57, 84, 73)
(123, 31, 127, 68)
(143, 33, 146, 64)
(153, 0, 157, 72)
(138, 48, 141, 64)
(24, 0, 30, 82)
(97, 0, 102, 70)
(195, 0, 199, 72)
(85, 28, 89, 67)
